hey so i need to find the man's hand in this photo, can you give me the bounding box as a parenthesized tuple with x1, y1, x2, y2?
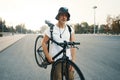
(46, 55, 54, 63)
(69, 65, 74, 71)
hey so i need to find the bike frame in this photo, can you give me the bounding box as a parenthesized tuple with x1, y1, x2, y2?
(49, 38, 78, 61)
(37, 35, 79, 69)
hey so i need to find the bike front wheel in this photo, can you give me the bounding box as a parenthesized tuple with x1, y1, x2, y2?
(50, 59, 85, 80)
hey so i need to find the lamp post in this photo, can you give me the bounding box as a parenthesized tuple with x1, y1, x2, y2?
(93, 6, 97, 34)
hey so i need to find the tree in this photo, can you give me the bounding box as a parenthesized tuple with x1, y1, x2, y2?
(106, 14, 120, 34)
(99, 24, 106, 33)
(15, 24, 26, 34)
(39, 25, 48, 33)
(0, 18, 7, 32)
(89, 24, 94, 33)
(81, 22, 89, 33)
(74, 23, 81, 34)
(112, 20, 120, 34)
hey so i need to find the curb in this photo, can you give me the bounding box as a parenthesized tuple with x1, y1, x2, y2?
(0, 34, 26, 53)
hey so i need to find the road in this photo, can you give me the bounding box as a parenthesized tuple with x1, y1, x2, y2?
(0, 34, 120, 80)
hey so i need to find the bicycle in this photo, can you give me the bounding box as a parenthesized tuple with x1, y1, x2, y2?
(34, 21, 85, 80)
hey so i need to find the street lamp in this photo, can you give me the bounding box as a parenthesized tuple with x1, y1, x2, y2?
(93, 6, 97, 34)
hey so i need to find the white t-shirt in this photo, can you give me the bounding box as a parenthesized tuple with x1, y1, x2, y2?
(44, 25, 74, 60)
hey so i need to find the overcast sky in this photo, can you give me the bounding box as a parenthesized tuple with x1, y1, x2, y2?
(0, 0, 120, 30)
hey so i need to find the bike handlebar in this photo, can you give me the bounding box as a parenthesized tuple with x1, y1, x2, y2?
(40, 40, 80, 68)
(50, 38, 80, 48)
(59, 41, 80, 46)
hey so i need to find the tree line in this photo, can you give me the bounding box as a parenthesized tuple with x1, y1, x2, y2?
(39, 14, 120, 35)
(0, 18, 34, 35)
(74, 15, 120, 34)
(1, 14, 120, 35)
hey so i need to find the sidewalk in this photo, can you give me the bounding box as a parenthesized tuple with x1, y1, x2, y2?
(0, 34, 26, 52)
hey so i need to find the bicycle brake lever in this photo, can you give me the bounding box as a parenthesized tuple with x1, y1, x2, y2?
(76, 46, 79, 49)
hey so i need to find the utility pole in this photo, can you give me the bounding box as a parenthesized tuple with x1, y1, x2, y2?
(93, 6, 97, 34)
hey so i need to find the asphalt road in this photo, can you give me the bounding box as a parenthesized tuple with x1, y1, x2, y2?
(0, 34, 120, 80)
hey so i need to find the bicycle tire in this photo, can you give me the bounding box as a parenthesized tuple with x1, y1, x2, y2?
(34, 35, 45, 67)
(50, 59, 85, 80)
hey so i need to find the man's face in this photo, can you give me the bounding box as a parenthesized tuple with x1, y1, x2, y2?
(58, 13, 68, 24)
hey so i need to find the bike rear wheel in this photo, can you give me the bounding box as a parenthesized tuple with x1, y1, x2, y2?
(34, 35, 45, 67)
(50, 59, 85, 80)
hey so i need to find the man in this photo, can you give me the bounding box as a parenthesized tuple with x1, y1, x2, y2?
(42, 7, 76, 80)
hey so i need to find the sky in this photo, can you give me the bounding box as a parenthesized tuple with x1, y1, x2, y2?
(0, 0, 120, 31)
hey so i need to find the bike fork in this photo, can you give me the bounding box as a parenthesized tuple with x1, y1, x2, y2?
(61, 62, 64, 80)
(61, 61, 70, 80)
